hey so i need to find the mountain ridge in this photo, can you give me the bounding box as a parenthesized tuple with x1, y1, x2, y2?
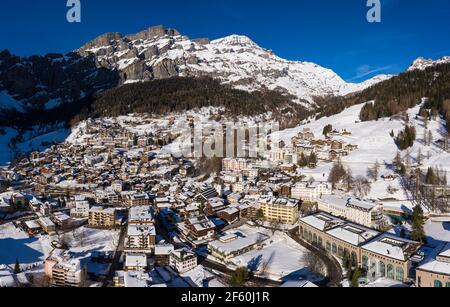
(1, 25, 392, 114)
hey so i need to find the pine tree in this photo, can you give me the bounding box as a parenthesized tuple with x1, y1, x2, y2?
(230, 267, 249, 287)
(298, 153, 308, 168)
(393, 151, 402, 170)
(351, 267, 362, 288)
(308, 152, 318, 168)
(256, 209, 265, 221)
(14, 258, 21, 274)
(425, 167, 438, 185)
(328, 160, 347, 189)
(411, 205, 426, 243)
(322, 124, 333, 137)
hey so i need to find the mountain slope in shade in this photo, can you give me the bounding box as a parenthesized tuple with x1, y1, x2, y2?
(408, 56, 450, 71)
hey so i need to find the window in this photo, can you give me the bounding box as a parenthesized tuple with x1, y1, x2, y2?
(434, 280, 443, 288)
(318, 237, 323, 247)
(387, 265, 394, 280)
(351, 252, 357, 267)
(370, 259, 377, 273)
(446, 282, 450, 288)
(396, 267, 404, 282)
(332, 243, 337, 255)
(313, 234, 318, 245)
(344, 249, 350, 258)
(362, 256, 368, 270)
(326, 241, 331, 253)
(379, 262, 385, 277)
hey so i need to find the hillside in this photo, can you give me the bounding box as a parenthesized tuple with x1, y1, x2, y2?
(317, 62, 450, 132)
(275, 102, 449, 203)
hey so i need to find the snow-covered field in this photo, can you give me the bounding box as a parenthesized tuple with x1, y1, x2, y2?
(0, 223, 51, 266)
(0, 223, 119, 269)
(219, 225, 316, 281)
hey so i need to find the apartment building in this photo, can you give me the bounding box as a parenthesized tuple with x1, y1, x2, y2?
(125, 193, 150, 207)
(88, 207, 117, 228)
(38, 217, 56, 235)
(70, 200, 90, 218)
(208, 232, 268, 263)
(222, 158, 249, 171)
(44, 249, 86, 287)
(169, 248, 197, 274)
(125, 224, 156, 254)
(128, 206, 154, 225)
(51, 212, 72, 230)
(155, 244, 174, 266)
(318, 195, 384, 229)
(259, 197, 299, 225)
(183, 215, 216, 241)
(112, 180, 124, 193)
(124, 254, 148, 271)
(291, 181, 332, 201)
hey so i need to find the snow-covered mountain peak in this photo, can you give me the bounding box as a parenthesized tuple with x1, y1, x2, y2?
(0, 25, 395, 113)
(71, 26, 396, 105)
(211, 35, 258, 47)
(408, 56, 450, 71)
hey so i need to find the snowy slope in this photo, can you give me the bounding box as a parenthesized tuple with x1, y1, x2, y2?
(273, 101, 450, 201)
(0, 91, 25, 113)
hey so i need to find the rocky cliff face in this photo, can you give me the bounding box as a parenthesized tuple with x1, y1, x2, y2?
(75, 25, 393, 103)
(0, 50, 119, 112)
(0, 25, 391, 114)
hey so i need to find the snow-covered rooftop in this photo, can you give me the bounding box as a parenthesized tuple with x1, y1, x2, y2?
(326, 224, 380, 246)
(362, 234, 420, 261)
(417, 242, 450, 275)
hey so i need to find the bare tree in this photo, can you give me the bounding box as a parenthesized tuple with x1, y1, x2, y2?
(344, 167, 354, 192)
(417, 148, 422, 165)
(428, 130, 433, 147)
(423, 129, 428, 145)
(73, 227, 87, 248)
(58, 232, 71, 250)
(353, 176, 372, 199)
(269, 219, 282, 235)
(301, 250, 325, 276)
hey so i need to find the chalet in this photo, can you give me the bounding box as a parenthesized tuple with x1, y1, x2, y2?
(217, 207, 240, 224)
(155, 244, 174, 267)
(169, 248, 197, 274)
(184, 215, 216, 241)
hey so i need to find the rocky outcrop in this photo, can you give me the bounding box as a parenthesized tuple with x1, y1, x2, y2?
(152, 59, 178, 79)
(125, 25, 180, 41)
(78, 32, 123, 52)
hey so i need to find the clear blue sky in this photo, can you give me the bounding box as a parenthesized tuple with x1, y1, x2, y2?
(1, 0, 450, 82)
